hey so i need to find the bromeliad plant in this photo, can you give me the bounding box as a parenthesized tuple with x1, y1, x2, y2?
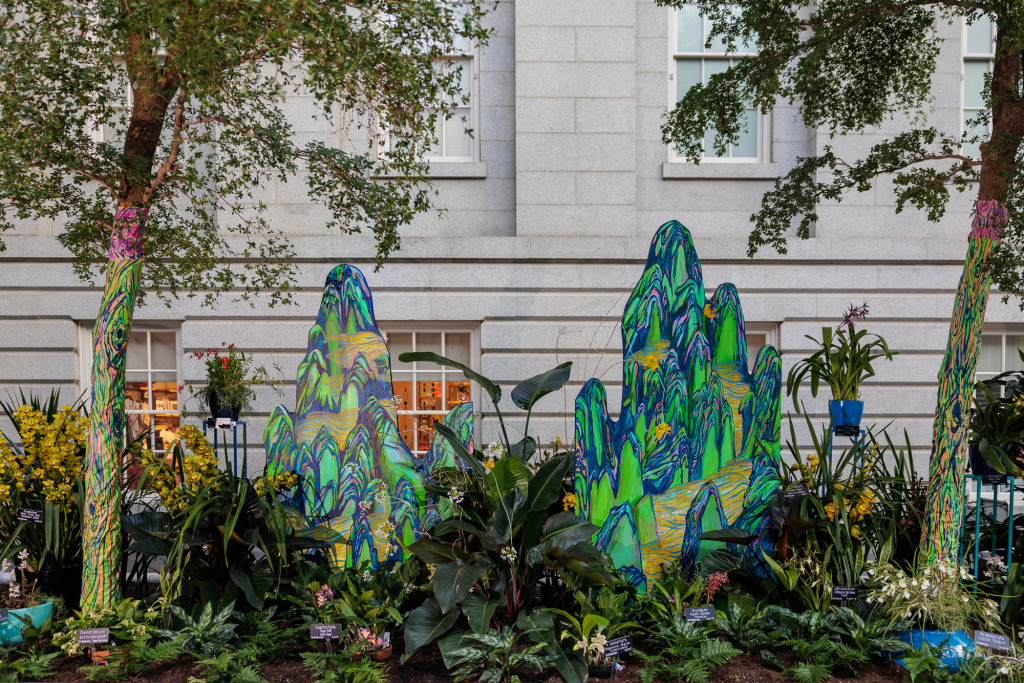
(786, 304, 897, 410)
(0, 393, 88, 572)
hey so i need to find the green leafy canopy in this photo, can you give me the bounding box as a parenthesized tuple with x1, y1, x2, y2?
(0, 0, 494, 305)
(659, 1, 1024, 305)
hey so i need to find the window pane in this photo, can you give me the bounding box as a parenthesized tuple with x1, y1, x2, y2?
(447, 380, 472, 407)
(963, 112, 986, 157)
(1006, 336, 1024, 370)
(151, 378, 177, 412)
(966, 16, 993, 54)
(392, 374, 412, 411)
(707, 16, 729, 53)
(126, 371, 150, 410)
(126, 332, 148, 370)
(444, 110, 472, 158)
(704, 127, 723, 158)
(396, 412, 415, 451)
(388, 333, 413, 370)
(733, 109, 759, 157)
(963, 61, 989, 109)
(154, 414, 179, 451)
(676, 59, 701, 101)
(446, 333, 472, 366)
(150, 332, 176, 370)
(414, 417, 436, 454)
(416, 373, 443, 412)
(704, 58, 730, 81)
(978, 335, 1001, 373)
(676, 4, 703, 52)
(417, 333, 442, 355)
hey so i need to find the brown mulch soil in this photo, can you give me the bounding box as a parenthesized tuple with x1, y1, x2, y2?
(33, 648, 908, 683)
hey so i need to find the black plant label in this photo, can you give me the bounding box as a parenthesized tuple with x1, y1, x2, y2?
(784, 483, 810, 498)
(78, 628, 110, 645)
(16, 508, 43, 524)
(604, 636, 632, 657)
(974, 630, 1010, 651)
(831, 586, 858, 602)
(684, 606, 715, 622)
(981, 474, 1008, 486)
(834, 425, 860, 437)
(310, 624, 342, 640)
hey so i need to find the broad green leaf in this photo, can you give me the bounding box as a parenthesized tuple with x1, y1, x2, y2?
(229, 566, 272, 610)
(486, 489, 526, 546)
(540, 511, 598, 549)
(488, 456, 531, 497)
(434, 421, 486, 476)
(402, 598, 460, 661)
(408, 538, 469, 565)
(399, 352, 502, 405)
(697, 528, 757, 545)
(519, 608, 586, 683)
(509, 436, 536, 459)
(511, 362, 572, 410)
(527, 455, 570, 511)
(461, 593, 502, 633)
(433, 561, 488, 614)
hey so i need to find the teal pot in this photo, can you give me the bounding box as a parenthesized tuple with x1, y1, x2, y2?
(828, 399, 864, 430)
(892, 629, 975, 672)
(0, 601, 53, 645)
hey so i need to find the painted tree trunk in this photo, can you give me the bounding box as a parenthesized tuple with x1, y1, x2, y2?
(918, 200, 1005, 567)
(81, 207, 146, 611)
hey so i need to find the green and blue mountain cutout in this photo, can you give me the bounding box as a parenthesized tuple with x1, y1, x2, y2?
(264, 265, 473, 570)
(574, 221, 781, 590)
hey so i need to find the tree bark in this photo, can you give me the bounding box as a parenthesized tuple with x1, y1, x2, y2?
(918, 201, 1005, 567)
(81, 207, 146, 611)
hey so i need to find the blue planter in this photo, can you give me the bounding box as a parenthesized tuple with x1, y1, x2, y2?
(829, 400, 864, 430)
(892, 630, 976, 672)
(0, 601, 53, 645)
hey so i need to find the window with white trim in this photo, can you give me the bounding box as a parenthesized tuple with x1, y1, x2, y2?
(381, 328, 478, 456)
(744, 323, 779, 372)
(79, 324, 182, 455)
(963, 16, 994, 158)
(977, 330, 1024, 391)
(672, 4, 762, 161)
(384, 39, 478, 162)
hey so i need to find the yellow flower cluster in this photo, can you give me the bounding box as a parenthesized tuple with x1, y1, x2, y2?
(255, 470, 299, 496)
(824, 489, 875, 540)
(0, 405, 87, 506)
(562, 493, 578, 511)
(139, 425, 221, 513)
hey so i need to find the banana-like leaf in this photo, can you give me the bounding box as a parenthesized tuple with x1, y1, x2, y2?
(402, 598, 461, 661)
(540, 511, 598, 549)
(462, 593, 502, 633)
(121, 512, 174, 556)
(433, 561, 488, 614)
(485, 489, 526, 547)
(511, 362, 572, 410)
(697, 528, 757, 545)
(527, 455, 570, 512)
(488, 456, 531, 498)
(399, 352, 502, 405)
(434, 421, 485, 477)
(408, 538, 470, 565)
(509, 436, 536, 460)
(229, 566, 273, 610)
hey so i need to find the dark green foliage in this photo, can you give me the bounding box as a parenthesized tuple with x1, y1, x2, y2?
(300, 649, 390, 683)
(157, 601, 241, 656)
(0, 0, 493, 303)
(636, 630, 741, 683)
(658, 1, 1024, 305)
(447, 626, 556, 683)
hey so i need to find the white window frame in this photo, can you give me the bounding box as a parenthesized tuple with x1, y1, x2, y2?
(379, 325, 480, 456)
(78, 322, 183, 454)
(668, 4, 769, 164)
(962, 17, 995, 157)
(378, 47, 480, 164)
(976, 328, 1024, 390)
(743, 323, 779, 371)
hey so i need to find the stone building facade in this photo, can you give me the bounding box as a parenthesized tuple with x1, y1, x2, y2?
(1, 2, 1020, 474)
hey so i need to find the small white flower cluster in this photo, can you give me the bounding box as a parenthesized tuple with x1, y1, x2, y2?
(864, 560, 1000, 631)
(448, 487, 464, 505)
(17, 549, 29, 570)
(500, 545, 517, 563)
(362, 570, 372, 582)
(483, 442, 505, 461)
(374, 483, 390, 507)
(983, 554, 1008, 580)
(359, 500, 373, 512)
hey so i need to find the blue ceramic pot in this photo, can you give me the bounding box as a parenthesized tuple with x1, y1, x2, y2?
(0, 601, 53, 645)
(892, 629, 976, 672)
(828, 399, 864, 429)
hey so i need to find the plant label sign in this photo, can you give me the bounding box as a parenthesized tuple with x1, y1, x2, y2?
(981, 474, 1008, 486)
(974, 630, 1011, 652)
(16, 508, 43, 524)
(834, 425, 860, 437)
(784, 483, 810, 499)
(831, 586, 858, 602)
(603, 636, 632, 658)
(77, 628, 110, 645)
(0, 609, 7, 622)
(215, 417, 233, 429)
(310, 624, 342, 641)
(684, 606, 715, 622)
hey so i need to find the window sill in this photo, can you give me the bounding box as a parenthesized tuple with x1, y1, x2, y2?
(661, 161, 780, 180)
(375, 161, 487, 180)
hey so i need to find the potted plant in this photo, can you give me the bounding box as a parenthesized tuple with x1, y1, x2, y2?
(968, 357, 1024, 476)
(787, 304, 897, 431)
(52, 598, 161, 665)
(552, 591, 636, 681)
(0, 393, 88, 609)
(184, 343, 278, 422)
(306, 574, 402, 660)
(865, 559, 1003, 671)
(0, 549, 54, 646)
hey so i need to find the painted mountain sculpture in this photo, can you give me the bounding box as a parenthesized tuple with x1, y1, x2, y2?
(264, 265, 473, 569)
(574, 220, 781, 590)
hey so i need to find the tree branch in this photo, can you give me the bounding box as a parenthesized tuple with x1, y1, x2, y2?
(144, 89, 187, 204)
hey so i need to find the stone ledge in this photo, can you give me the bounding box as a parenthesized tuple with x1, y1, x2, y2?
(661, 161, 781, 180)
(375, 161, 488, 180)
